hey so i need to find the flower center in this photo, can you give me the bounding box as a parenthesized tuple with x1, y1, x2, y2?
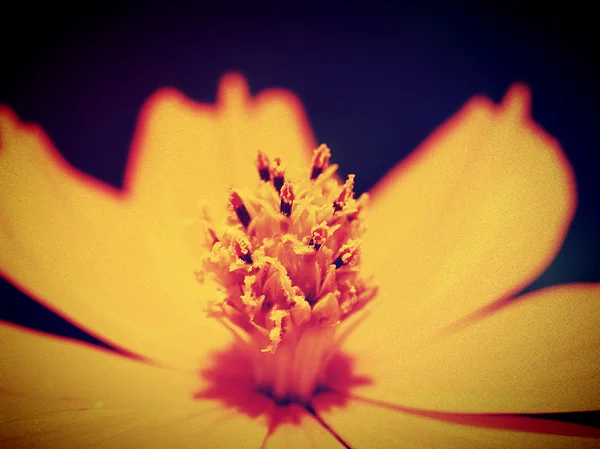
(196, 145, 377, 404)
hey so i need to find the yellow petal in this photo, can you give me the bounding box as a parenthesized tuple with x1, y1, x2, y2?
(353, 83, 575, 349)
(0, 106, 230, 370)
(0, 397, 268, 448)
(127, 72, 316, 229)
(341, 283, 600, 413)
(263, 404, 344, 448)
(0, 322, 197, 403)
(0, 324, 270, 448)
(312, 394, 600, 448)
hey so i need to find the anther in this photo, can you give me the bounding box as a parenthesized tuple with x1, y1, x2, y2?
(308, 222, 330, 251)
(333, 174, 355, 212)
(279, 182, 295, 217)
(232, 234, 253, 264)
(229, 190, 251, 229)
(333, 239, 360, 269)
(257, 151, 271, 182)
(271, 158, 285, 192)
(310, 144, 331, 180)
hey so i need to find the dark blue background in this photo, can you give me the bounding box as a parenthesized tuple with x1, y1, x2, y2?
(1, 1, 598, 427)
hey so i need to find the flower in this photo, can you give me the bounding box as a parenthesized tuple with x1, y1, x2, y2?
(0, 73, 599, 448)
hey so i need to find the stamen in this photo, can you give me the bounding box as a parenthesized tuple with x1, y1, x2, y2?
(333, 174, 355, 212)
(257, 151, 271, 182)
(348, 192, 369, 222)
(312, 292, 341, 326)
(263, 308, 289, 353)
(198, 144, 377, 406)
(208, 227, 220, 245)
(333, 239, 360, 269)
(271, 158, 285, 192)
(241, 275, 263, 320)
(232, 234, 253, 264)
(229, 190, 251, 229)
(279, 182, 295, 217)
(308, 222, 330, 251)
(310, 144, 331, 180)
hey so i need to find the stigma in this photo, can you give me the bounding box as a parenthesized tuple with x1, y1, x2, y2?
(196, 145, 377, 404)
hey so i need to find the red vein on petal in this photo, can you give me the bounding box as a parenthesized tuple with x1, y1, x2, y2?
(349, 394, 600, 438)
(305, 404, 353, 449)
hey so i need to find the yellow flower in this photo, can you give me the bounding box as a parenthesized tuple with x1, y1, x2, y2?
(0, 73, 598, 448)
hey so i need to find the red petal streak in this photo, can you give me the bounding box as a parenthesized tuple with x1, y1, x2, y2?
(336, 395, 600, 439)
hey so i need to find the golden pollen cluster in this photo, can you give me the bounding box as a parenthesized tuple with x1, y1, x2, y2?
(196, 145, 377, 404)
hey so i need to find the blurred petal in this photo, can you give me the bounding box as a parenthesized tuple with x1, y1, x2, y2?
(127, 72, 316, 230)
(0, 73, 316, 368)
(352, 84, 575, 348)
(313, 394, 600, 448)
(0, 323, 269, 448)
(263, 405, 344, 449)
(0, 106, 230, 370)
(341, 284, 600, 413)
